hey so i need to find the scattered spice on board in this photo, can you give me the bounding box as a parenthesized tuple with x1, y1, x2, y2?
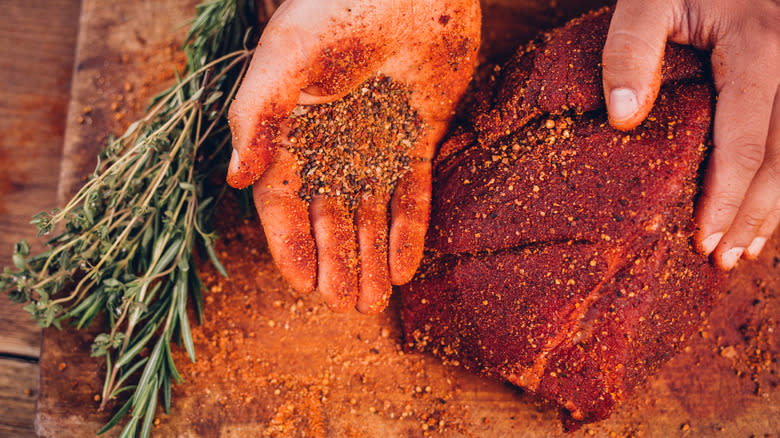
(164, 196, 471, 436)
(286, 75, 424, 209)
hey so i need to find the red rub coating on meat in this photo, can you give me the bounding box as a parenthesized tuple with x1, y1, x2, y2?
(400, 8, 726, 430)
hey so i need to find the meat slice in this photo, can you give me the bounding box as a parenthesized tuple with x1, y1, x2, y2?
(400, 7, 726, 429)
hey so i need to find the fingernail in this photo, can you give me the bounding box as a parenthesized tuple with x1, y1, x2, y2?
(229, 149, 240, 173)
(701, 232, 723, 255)
(609, 88, 639, 122)
(746, 237, 767, 258)
(720, 247, 744, 270)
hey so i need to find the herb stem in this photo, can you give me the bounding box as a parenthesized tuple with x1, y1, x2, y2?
(2, 1, 271, 434)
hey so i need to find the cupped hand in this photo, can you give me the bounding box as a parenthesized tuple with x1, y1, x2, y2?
(602, 0, 779, 269)
(228, 0, 481, 312)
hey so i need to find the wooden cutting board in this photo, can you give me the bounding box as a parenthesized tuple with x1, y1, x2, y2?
(36, 0, 780, 436)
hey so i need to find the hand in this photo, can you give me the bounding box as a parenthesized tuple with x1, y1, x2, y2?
(601, 0, 780, 269)
(227, 0, 481, 312)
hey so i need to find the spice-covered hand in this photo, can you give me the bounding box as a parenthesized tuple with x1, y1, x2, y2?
(602, 0, 780, 269)
(228, 0, 480, 312)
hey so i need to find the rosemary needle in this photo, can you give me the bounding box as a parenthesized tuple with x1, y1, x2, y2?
(0, 0, 271, 436)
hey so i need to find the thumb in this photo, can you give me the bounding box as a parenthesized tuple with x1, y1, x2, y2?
(602, 0, 674, 131)
(227, 31, 308, 188)
(227, 1, 337, 189)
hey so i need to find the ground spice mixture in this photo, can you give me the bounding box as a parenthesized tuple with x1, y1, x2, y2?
(164, 197, 477, 437)
(286, 75, 424, 209)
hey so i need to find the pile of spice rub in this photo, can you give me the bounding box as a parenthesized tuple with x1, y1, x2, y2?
(286, 75, 423, 209)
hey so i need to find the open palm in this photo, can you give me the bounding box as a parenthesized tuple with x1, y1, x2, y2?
(227, 0, 481, 312)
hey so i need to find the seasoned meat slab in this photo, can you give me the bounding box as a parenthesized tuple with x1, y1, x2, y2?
(400, 8, 726, 429)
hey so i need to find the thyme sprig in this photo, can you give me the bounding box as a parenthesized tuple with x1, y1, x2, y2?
(0, 0, 271, 436)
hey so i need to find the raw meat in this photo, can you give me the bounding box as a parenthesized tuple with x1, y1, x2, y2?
(400, 7, 726, 430)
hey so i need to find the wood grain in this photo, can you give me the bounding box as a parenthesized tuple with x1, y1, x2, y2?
(0, 0, 81, 359)
(0, 358, 39, 438)
(38, 1, 197, 437)
(57, 0, 198, 202)
(0, 0, 80, 436)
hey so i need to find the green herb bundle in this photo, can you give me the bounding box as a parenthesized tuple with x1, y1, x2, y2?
(0, 0, 268, 436)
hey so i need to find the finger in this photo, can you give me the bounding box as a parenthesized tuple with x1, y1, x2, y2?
(739, 86, 780, 260)
(695, 54, 777, 265)
(253, 149, 317, 293)
(602, 0, 674, 130)
(714, 141, 779, 266)
(355, 192, 392, 314)
(747, 197, 780, 259)
(386, 114, 441, 286)
(227, 13, 310, 188)
(389, 159, 431, 285)
(310, 195, 359, 312)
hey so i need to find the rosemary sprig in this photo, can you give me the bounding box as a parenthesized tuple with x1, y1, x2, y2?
(0, 0, 270, 436)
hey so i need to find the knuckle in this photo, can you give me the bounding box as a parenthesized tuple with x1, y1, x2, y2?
(254, 187, 279, 199)
(723, 139, 766, 173)
(736, 10, 780, 68)
(603, 30, 663, 72)
(395, 185, 431, 213)
(757, 8, 780, 49)
(254, 187, 298, 208)
(738, 209, 767, 230)
(764, 153, 780, 184)
(680, 1, 721, 47)
(711, 195, 743, 217)
(769, 202, 780, 222)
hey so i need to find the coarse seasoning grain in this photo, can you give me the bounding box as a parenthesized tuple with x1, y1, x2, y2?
(286, 75, 424, 209)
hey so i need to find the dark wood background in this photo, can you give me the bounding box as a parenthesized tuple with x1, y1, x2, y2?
(0, 1, 81, 436)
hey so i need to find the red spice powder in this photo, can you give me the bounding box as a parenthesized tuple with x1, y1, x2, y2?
(164, 197, 475, 437)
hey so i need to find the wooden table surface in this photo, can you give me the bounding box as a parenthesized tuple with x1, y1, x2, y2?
(0, 0, 81, 436)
